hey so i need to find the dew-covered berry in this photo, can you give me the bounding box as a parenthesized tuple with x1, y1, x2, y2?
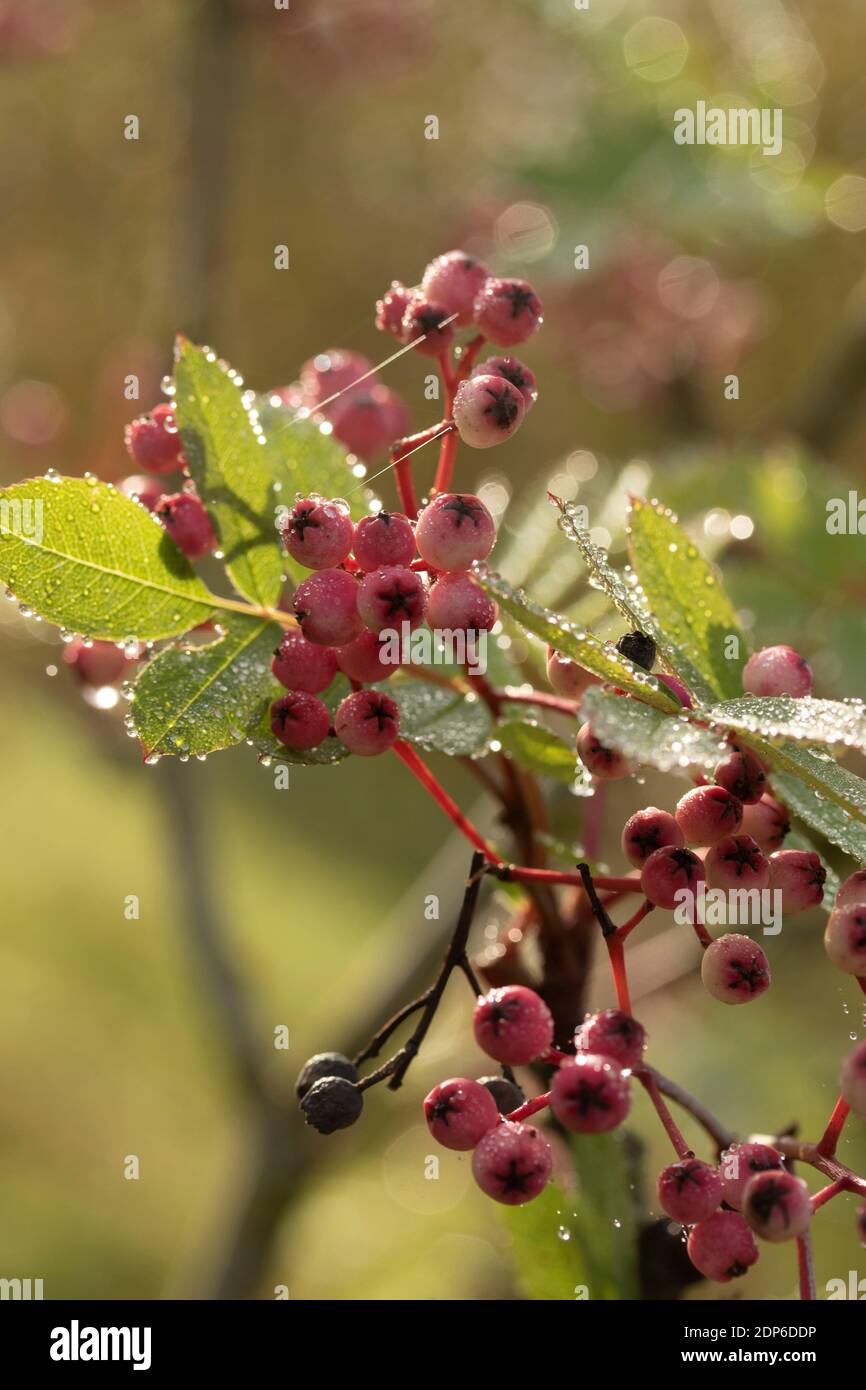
(768, 849, 826, 914)
(299, 349, 373, 413)
(657, 1160, 723, 1226)
(615, 630, 656, 671)
(640, 845, 705, 910)
(357, 564, 427, 633)
(280, 497, 354, 570)
(293, 568, 362, 646)
(835, 869, 866, 910)
(471, 355, 537, 409)
(473, 985, 554, 1066)
(840, 1038, 866, 1116)
(742, 1170, 812, 1243)
(576, 722, 634, 780)
(352, 511, 416, 571)
(295, 1051, 359, 1100)
(63, 637, 137, 687)
(719, 1141, 785, 1210)
(546, 647, 600, 700)
(550, 1054, 631, 1134)
(675, 785, 743, 846)
(414, 493, 496, 572)
(272, 630, 338, 694)
(743, 645, 813, 698)
(375, 281, 414, 339)
(426, 572, 498, 635)
(335, 629, 395, 683)
(714, 750, 767, 805)
(421, 250, 488, 326)
(124, 402, 185, 473)
(575, 1008, 647, 1069)
(739, 794, 790, 853)
(473, 276, 543, 347)
(701, 933, 771, 1005)
(477, 1075, 526, 1116)
(704, 835, 770, 892)
(334, 689, 400, 756)
(118, 473, 164, 511)
(401, 296, 455, 356)
(687, 1211, 759, 1283)
(824, 904, 866, 975)
(621, 806, 684, 868)
(270, 691, 331, 750)
(156, 492, 218, 561)
(301, 1075, 363, 1134)
(423, 1077, 500, 1151)
(472, 1121, 553, 1205)
(329, 386, 410, 461)
(452, 374, 525, 449)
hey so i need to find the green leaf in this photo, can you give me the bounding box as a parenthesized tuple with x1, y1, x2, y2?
(707, 695, 866, 753)
(771, 761, 866, 863)
(476, 566, 680, 713)
(132, 613, 282, 757)
(626, 497, 747, 701)
(503, 1133, 638, 1301)
(257, 399, 368, 516)
(580, 686, 728, 773)
(498, 718, 578, 783)
(0, 475, 217, 640)
(174, 340, 283, 607)
(376, 679, 492, 756)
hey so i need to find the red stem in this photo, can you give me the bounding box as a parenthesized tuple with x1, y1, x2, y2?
(817, 1095, 850, 1156)
(810, 1177, 850, 1210)
(606, 933, 632, 1013)
(615, 898, 654, 943)
(506, 1090, 552, 1123)
(433, 428, 458, 495)
(638, 1070, 692, 1160)
(390, 423, 451, 518)
(690, 909, 713, 949)
(456, 332, 486, 379)
(500, 865, 642, 893)
(392, 740, 503, 863)
(498, 688, 579, 716)
(796, 1233, 817, 1301)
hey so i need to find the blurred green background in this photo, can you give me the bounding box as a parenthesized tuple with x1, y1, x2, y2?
(1, 0, 865, 1300)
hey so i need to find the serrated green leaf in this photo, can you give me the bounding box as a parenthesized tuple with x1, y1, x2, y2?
(0, 476, 217, 639)
(498, 719, 578, 783)
(476, 566, 680, 713)
(175, 341, 282, 606)
(132, 613, 282, 757)
(707, 695, 866, 753)
(376, 679, 493, 756)
(253, 672, 353, 767)
(626, 497, 747, 700)
(581, 686, 729, 773)
(771, 762, 866, 863)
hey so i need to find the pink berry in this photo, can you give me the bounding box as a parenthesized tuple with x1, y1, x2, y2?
(719, 1142, 785, 1210)
(471, 355, 537, 409)
(675, 785, 743, 846)
(704, 835, 770, 892)
(713, 750, 767, 805)
(621, 806, 684, 868)
(452, 374, 524, 449)
(375, 281, 414, 339)
(656, 673, 693, 708)
(335, 629, 396, 683)
(657, 1160, 723, 1225)
(473, 985, 553, 1066)
(472, 1120, 553, 1205)
(840, 1038, 866, 1116)
(270, 691, 331, 751)
(739, 794, 790, 853)
(124, 402, 185, 473)
(421, 250, 489, 326)
(546, 647, 600, 700)
(575, 1008, 646, 1069)
(426, 572, 498, 635)
(118, 474, 164, 512)
(473, 276, 543, 347)
(743, 645, 813, 698)
(63, 637, 136, 687)
(687, 1211, 759, 1283)
(280, 497, 354, 570)
(415, 493, 496, 572)
(299, 349, 373, 414)
(334, 689, 400, 757)
(824, 904, 866, 975)
(768, 849, 826, 914)
(701, 934, 771, 1005)
(357, 565, 427, 634)
(329, 385, 411, 461)
(742, 1170, 812, 1243)
(423, 1077, 499, 1151)
(352, 511, 416, 571)
(292, 568, 362, 647)
(155, 492, 217, 561)
(640, 845, 705, 909)
(271, 631, 337, 694)
(835, 869, 866, 910)
(576, 722, 633, 780)
(401, 296, 455, 357)
(550, 1054, 631, 1134)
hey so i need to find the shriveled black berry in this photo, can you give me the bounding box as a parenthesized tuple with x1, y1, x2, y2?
(477, 1075, 525, 1116)
(295, 1051, 359, 1100)
(300, 1076, 363, 1134)
(616, 630, 656, 671)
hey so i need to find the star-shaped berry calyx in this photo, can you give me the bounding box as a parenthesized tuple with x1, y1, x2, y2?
(441, 495, 485, 529)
